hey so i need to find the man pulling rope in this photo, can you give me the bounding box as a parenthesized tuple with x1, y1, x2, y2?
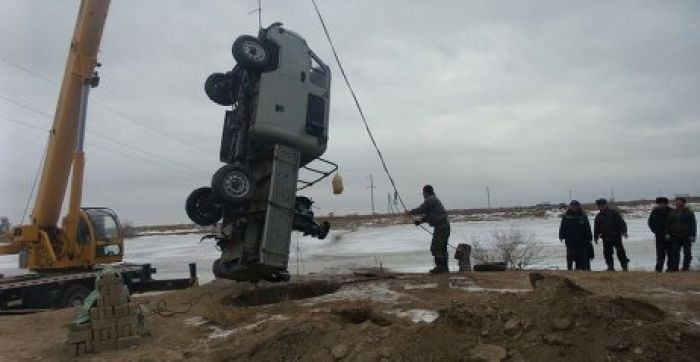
(406, 185, 451, 274)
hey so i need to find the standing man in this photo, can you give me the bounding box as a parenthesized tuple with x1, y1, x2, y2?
(666, 197, 696, 272)
(407, 185, 450, 274)
(594, 199, 630, 271)
(648, 197, 672, 272)
(558, 204, 574, 270)
(559, 200, 593, 270)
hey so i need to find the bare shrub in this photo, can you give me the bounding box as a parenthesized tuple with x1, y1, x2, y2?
(471, 227, 548, 270)
(121, 220, 138, 239)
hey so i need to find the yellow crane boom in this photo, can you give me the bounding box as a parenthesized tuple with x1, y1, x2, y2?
(0, 0, 123, 271)
(34, 0, 109, 229)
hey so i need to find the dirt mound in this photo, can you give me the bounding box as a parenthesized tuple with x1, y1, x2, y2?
(333, 306, 392, 326)
(437, 273, 696, 361)
(1, 272, 700, 361)
(606, 296, 665, 322)
(529, 272, 591, 296)
(198, 273, 699, 361)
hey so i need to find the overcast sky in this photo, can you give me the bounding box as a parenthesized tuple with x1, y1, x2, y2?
(1, 0, 699, 225)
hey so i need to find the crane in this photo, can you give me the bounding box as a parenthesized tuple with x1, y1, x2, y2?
(0, 0, 123, 270)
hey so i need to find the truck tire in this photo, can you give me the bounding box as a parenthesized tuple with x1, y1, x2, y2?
(232, 35, 270, 71)
(212, 259, 222, 279)
(186, 187, 222, 226)
(204, 72, 234, 106)
(473, 262, 507, 272)
(211, 164, 255, 205)
(61, 284, 91, 308)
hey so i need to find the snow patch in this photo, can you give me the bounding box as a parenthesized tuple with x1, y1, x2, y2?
(183, 316, 207, 326)
(449, 277, 528, 293)
(402, 283, 438, 290)
(645, 288, 683, 295)
(387, 309, 439, 323)
(182, 314, 289, 339)
(208, 315, 289, 339)
(300, 282, 406, 305)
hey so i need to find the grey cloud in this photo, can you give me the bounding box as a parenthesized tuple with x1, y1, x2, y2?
(1, 0, 699, 224)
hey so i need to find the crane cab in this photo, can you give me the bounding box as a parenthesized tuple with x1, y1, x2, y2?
(12, 207, 124, 271)
(82, 208, 123, 264)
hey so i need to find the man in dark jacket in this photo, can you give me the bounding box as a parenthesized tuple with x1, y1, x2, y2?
(665, 197, 697, 272)
(408, 185, 450, 274)
(559, 200, 593, 271)
(594, 198, 629, 271)
(648, 197, 672, 272)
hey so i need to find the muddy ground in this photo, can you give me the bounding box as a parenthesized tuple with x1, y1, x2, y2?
(0, 271, 699, 362)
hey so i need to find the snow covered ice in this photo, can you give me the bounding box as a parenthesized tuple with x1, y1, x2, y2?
(0, 214, 697, 283)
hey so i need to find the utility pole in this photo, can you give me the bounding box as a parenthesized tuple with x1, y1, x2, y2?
(387, 192, 393, 214)
(486, 186, 491, 209)
(569, 189, 573, 202)
(368, 174, 376, 215)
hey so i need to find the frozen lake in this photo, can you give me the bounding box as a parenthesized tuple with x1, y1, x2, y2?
(1, 215, 697, 283)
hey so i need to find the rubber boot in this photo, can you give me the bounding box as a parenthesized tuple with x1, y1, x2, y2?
(429, 257, 441, 274)
(430, 257, 449, 274)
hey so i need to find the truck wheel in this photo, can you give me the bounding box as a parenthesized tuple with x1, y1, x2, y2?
(232, 35, 270, 71)
(186, 187, 222, 225)
(61, 284, 91, 308)
(211, 164, 256, 205)
(319, 221, 331, 240)
(212, 259, 222, 279)
(204, 72, 234, 106)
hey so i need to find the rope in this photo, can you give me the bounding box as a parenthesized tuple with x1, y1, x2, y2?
(309, 2, 464, 251)
(309, 1, 405, 209)
(309, 0, 442, 236)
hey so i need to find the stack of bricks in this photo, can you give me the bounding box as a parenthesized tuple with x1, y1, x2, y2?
(67, 272, 143, 356)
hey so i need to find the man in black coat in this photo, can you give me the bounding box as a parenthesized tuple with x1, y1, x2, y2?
(666, 197, 697, 272)
(408, 185, 451, 274)
(559, 200, 593, 271)
(594, 199, 629, 271)
(648, 197, 672, 272)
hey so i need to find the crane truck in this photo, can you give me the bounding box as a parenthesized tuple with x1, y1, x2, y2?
(0, 0, 194, 311)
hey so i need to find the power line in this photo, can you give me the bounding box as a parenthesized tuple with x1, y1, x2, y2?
(0, 113, 47, 132)
(86, 140, 204, 178)
(0, 56, 56, 85)
(0, 95, 211, 174)
(90, 100, 213, 156)
(0, 56, 213, 157)
(0, 114, 204, 178)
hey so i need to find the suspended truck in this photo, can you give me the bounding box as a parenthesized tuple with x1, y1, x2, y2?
(0, 0, 195, 311)
(186, 23, 337, 282)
